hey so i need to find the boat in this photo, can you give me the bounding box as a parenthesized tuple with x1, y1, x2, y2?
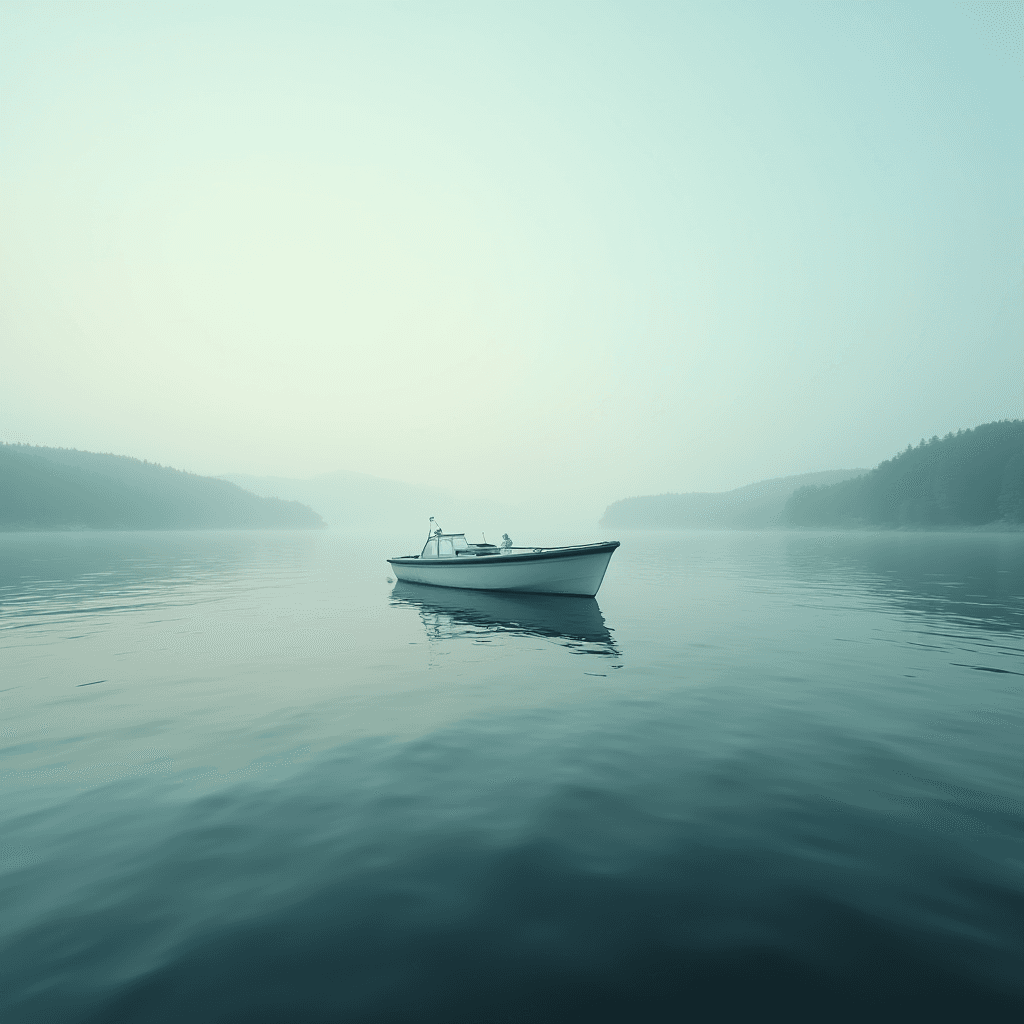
(387, 520, 620, 596)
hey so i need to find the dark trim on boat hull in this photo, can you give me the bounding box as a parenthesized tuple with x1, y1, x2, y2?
(387, 540, 620, 568)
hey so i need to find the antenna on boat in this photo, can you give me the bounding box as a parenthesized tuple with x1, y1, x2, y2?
(429, 516, 443, 537)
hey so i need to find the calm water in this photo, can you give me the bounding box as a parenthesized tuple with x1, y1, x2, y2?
(1, 530, 1022, 1022)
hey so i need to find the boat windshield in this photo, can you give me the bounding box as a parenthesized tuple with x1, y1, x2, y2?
(421, 533, 469, 558)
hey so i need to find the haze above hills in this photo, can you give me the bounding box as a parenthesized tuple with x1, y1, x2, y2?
(4, 4, 1021, 528)
(219, 471, 601, 541)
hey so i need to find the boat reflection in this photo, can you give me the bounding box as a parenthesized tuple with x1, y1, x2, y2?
(390, 581, 620, 657)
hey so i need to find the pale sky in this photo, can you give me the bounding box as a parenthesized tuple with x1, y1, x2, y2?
(2, 1, 1022, 507)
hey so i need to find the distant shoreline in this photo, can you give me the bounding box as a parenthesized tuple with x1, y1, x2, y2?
(604, 421, 1024, 533)
(601, 524, 1024, 534)
(0, 444, 325, 532)
(0, 525, 328, 534)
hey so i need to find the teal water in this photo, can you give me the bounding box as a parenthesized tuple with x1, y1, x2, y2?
(1, 530, 1022, 1021)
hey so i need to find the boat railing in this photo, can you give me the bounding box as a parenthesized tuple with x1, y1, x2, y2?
(443, 543, 606, 558)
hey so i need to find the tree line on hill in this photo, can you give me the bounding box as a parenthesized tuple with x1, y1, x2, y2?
(0, 445, 324, 531)
(601, 469, 866, 530)
(784, 421, 1024, 528)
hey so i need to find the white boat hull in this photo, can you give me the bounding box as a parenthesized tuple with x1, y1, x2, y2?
(387, 542, 619, 597)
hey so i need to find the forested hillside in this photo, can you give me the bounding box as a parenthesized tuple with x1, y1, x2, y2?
(601, 469, 866, 529)
(0, 445, 324, 530)
(784, 421, 1024, 528)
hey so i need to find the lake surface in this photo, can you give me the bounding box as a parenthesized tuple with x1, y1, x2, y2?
(1, 529, 1022, 1022)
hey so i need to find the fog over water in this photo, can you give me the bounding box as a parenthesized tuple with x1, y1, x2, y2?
(2, 1, 1022, 506)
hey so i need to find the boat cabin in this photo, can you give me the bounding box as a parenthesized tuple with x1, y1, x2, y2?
(420, 533, 498, 559)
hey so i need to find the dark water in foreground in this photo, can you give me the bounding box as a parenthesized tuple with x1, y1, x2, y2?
(1, 530, 1022, 1022)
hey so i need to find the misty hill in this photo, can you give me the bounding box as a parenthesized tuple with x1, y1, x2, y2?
(220, 470, 556, 535)
(0, 445, 324, 531)
(784, 421, 1024, 529)
(601, 469, 867, 530)
(221, 469, 452, 531)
